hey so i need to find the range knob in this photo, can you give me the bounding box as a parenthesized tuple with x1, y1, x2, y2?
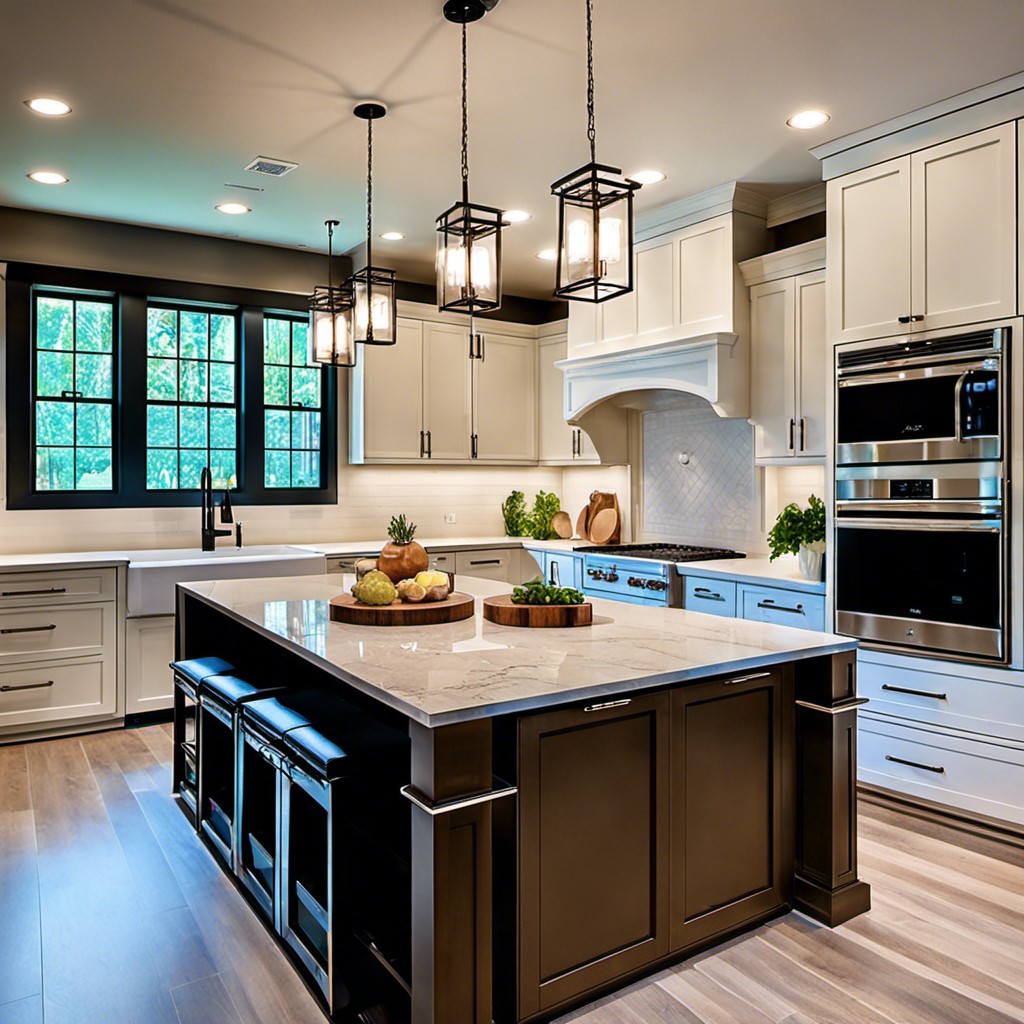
(627, 576, 644, 588)
(587, 568, 599, 578)
(606, 565, 619, 583)
(646, 579, 667, 591)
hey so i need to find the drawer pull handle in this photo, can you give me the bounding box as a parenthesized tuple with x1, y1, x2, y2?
(694, 588, 724, 600)
(1, 680, 55, 693)
(1, 587, 66, 597)
(401, 778, 517, 816)
(757, 600, 804, 614)
(885, 754, 945, 774)
(881, 683, 948, 701)
(469, 559, 501, 566)
(0, 624, 57, 635)
(584, 698, 632, 712)
(724, 672, 770, 686)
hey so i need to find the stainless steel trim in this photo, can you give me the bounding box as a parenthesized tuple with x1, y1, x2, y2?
(881, 683, 947, 701)
(584, 698, 633, 712)
(723, 672, 771, 686)
(885, 754, 945, 774)
(795, 697, 869, 714)
(356, 930, 413, 996)
(0, 680, 54, 693)
(836, 437, 1000, 465)
(838, 358, 993, 387)
(0, 623, 57, 635)
(836, 517, 1001, 531)
(200, 697, 233, 728)
(401, 779, 517, 816)
(836, 499, 1002, 515)
(836, 610, 1003, 661)
(0, 587, 66, 597)
(835, 477, 1002, 503)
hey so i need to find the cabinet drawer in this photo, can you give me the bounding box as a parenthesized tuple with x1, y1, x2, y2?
(0, 568, 117, 607)
(683, 576, 737, 617)
(0, 658, 116, 729)
(0, 604, 115, 664)
(739, 586, 824, 631)
(857, 657, 1024, 744)
(455, 549, 512, 582)
(859, 715, 1024, 826)
(324, 554, 375, 574)
(545, 553, 583, 590)
(426, 550, 456, 571)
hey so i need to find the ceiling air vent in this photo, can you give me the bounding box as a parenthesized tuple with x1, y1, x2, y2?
(244, 156, 298, 177)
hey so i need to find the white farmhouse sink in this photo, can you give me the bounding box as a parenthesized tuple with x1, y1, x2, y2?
(126, 545, 327, 616)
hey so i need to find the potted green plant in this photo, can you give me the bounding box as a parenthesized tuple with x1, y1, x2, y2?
(767, 494, 826, 581)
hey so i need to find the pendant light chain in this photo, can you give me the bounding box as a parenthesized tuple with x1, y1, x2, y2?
(461, 21, 470, 202)
(586, 0, 596, 165)
(366, 114, 374, 340)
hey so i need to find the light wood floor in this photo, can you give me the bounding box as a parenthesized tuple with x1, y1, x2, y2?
(1, 725, 1023, 1024)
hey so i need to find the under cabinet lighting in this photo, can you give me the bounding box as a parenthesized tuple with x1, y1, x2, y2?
(216, 202, 250, 215)
(25, 97, 72, 116)
(786, 109, 830, 130)
(28, 170, 68, 184)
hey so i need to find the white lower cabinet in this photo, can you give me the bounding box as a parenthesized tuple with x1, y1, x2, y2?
(454, 548, 517, 583)
(125, 615, 176, 715)
(0, 659, 114, 731)
(857, 651, 1024, 827)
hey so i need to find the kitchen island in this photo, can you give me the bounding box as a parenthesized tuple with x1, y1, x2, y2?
(175, 573, 870, 1024)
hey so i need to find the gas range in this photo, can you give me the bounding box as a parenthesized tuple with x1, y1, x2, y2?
(575, 543, 745, 607)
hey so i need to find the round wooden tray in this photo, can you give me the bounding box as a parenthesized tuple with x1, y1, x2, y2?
(482, 595, 593, 628)
(329, 591, 475, 626)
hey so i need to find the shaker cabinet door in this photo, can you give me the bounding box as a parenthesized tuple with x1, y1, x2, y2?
(794, 270, 827, 459)
(423, 322, 472, 460)
(473, 332, 537, 461)
(357, 318, 424, 461)
(750, 277, 796, 460)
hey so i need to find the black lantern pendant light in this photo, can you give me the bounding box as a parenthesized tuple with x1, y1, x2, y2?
(551, 0, 641, 303)
(308, 219, 356, 366)
(436, 4, 505, 314)
(347, 101, 397, 346)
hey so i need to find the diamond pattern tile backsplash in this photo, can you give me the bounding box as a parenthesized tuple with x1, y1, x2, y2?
(642, 394, 761, 551)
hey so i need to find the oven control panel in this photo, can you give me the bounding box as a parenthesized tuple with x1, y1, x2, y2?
(889, 479, 933, 500)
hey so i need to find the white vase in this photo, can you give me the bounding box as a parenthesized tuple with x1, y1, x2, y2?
(798, 541, 825, 582)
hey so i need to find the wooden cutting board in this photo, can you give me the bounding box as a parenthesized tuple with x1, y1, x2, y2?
(588, 507, 619, 544)
(586, 491, 621, 544)
(551, 511, 572, 539)
(482, 595, 593, 628)
(575, 505, 589, 540)
(329, 592, 475, 626)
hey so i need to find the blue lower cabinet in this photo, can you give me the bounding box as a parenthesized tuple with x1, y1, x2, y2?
(683, 576, 738, 617)
(739, 585, 825, 631)
(547, 552, 583, 590)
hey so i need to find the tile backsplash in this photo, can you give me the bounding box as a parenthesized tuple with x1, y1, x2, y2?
(641, 395, 762, 552)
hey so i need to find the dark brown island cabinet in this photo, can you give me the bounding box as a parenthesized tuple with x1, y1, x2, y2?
(174, 575, 870, 1024)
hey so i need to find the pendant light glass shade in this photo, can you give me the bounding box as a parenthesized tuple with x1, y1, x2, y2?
(308, 220, 356, 367)
(347, 102, 398, 345)
(552, 162, 638, 302)
(551, 0, 641, 303)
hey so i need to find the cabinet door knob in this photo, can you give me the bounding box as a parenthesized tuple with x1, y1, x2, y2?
(898, 314, 925, 324)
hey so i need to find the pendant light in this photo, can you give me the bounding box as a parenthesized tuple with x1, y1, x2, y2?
(308, 219, 356, 367)
(436, 3, 505, 314)
(347, 101, 397, 345)
(551, 0, 641, 303)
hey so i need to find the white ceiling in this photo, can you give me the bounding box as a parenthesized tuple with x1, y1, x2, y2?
(3, 0, 1024, 298)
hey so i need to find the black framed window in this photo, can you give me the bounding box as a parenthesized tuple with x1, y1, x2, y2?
(145, 303, 239, 491)
(32, 291, 116, 492)
(263, 314, 322, 489)
(5, 263, 338, 510)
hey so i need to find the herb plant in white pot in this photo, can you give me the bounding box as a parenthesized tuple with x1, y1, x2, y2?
(767, 495, 826, 581)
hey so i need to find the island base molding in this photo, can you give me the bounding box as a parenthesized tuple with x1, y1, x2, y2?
(793, 876, 872, 926)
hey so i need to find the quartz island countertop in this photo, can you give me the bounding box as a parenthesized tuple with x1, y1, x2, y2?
(179, 572, 855, 728)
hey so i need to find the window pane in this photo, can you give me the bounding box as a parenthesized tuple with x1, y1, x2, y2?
(264, 318, 291, 365)
(210, 450, 236, 490)
(292, 367, 320, 407)
(264, 365, 290, 406)
(76, 302, 113, 353)
(37, 350, 74, 397)
(76, 353, 112, 399)
(178, 449, 206, 491)
(291, 322, 309, 366)
(147, 449, 178, 490)
(265, 450, 290, 488)
(211, 315, 235, 362)
(76, 404, 112, 447)
(210, 408, 236, 449)
(209, 362, 234, 404)
(180, 360, 208, 403)
(265, 410, 290, 450)
(147, 308, 177, 356)
(179, 405, 208, 449)
(292, 411, 320, 450)
(76, 447, 113, 490)
(36, 297, 74, 351)
(179, 312, 209, 360)
(36, 447, 75, 491)
(36, 401, 74, 446)
(147, 406, 177, 448)
(147, 358, 177, 400)
(291, 451, 319, 488)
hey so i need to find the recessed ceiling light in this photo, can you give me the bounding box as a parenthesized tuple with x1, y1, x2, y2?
(379, 231, 405, 240)
(504, 210, 531, 223)
(216, 202, 250, 215)
(786, 109, 831, 130)
(28, 170, 69, 185)
(536, 248, 558, 262)
(628, 170, 666, 185)
(25, 97, 72, 116)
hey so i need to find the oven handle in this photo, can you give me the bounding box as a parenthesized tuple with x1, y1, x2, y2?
(953, 370, 970, 443)
(835, 500, 1002, 516)
(836, 517, 1002, 532)
(837, 358, 995, 386)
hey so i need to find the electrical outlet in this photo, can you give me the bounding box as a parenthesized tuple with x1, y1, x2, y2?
(444, 513, 457, 524)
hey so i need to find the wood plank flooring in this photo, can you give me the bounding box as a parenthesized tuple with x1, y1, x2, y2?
(0, 724, 1022, 1023)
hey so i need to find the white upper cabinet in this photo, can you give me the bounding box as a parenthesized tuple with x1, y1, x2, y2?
(358, 318, 425, 461)
(472, 331, 537, 461)
(568, 211, 767, 359)
(795, 271, 827, 459)
(423, 322, 473, 461)
(750, 278, 796, 460)
(827, 123, 1016, 343)
(537, 334, 599, 464)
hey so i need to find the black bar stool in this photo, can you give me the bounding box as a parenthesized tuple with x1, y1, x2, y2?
(170, 656, 234, 824)
(197, 673, 284, 873)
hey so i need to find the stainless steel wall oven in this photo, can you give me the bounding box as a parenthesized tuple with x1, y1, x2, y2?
(834, 324, 1010, 664)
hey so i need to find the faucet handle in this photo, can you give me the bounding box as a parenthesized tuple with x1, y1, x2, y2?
(219, 489, 234, 523)
(235, 521, 243, 549)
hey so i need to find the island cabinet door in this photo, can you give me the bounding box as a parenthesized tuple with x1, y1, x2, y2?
(669, 669, 791, 952)
(517, 692, 671, 1019)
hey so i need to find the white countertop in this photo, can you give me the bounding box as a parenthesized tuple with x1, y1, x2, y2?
(674, 556, 825, 595)
(180, 573, 854, 727)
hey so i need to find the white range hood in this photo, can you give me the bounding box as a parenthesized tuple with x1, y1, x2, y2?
(556, 333, 749, 463)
